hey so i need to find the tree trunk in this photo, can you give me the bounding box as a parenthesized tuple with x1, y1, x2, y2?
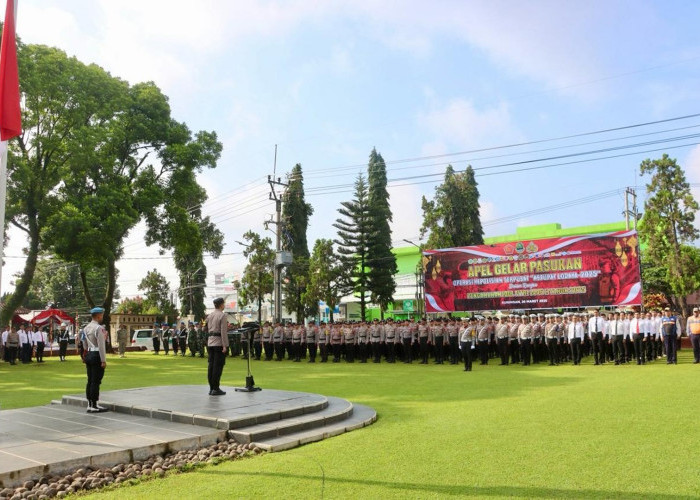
(100, 258, 117, 352)
(0, 222, 40, 326)
(80, 269, 96, 308)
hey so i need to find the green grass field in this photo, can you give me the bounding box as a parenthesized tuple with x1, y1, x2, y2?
(2, 350, 699, 499)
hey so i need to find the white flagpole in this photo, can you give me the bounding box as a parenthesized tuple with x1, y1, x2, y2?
(0, 140, 7, 301)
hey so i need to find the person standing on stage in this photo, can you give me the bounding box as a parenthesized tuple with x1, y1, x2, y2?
(83, 307, 108, 413)
(206, 298, 229, 395)
(687, 307, 700, 364)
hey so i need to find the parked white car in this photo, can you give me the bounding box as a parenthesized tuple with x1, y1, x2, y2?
(131, 329, 153, 351)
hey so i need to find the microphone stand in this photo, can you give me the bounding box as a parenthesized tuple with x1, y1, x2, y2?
(235, 324, 262, 392)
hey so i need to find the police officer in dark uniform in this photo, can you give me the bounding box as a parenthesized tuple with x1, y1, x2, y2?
(661, 307, 678, 364)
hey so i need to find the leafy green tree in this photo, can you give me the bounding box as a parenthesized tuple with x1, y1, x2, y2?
(420, 165, 484, 249)
(282, 164, 314, 322)
(333, 174, 371, 321)
(639, 154, 700, 316)
(43, 76, 221, 332)
(366, 148, 397, 317)
(25, 256, 118, 312)
(238, 231, 275, 323)
(304, 239, 345, 323)
(1, 43, 125, 325)
(137, 269, 176, 318)
(114, 296, 159, 315)
(145, 168, 224, 321)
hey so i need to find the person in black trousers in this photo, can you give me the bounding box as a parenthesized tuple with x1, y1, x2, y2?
(83, 307, 108, 413)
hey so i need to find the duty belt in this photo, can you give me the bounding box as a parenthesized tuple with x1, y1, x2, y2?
(208, 332, 222, 337)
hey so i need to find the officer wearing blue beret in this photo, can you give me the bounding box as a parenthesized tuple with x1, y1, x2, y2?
(84, 307, 108, 413)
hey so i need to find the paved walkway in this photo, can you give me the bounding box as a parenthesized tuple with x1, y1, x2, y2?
(0, 386, 376, 488)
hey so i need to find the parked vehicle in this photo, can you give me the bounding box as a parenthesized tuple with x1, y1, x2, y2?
(131, 329, 154, 351)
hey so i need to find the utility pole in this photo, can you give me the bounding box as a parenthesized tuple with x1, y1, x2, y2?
(623, 187, 638, 230)
(265, 145, 289, 323)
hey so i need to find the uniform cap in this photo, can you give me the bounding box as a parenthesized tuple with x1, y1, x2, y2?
(90, 307, 105, 314)
(529, 314, 537, 318)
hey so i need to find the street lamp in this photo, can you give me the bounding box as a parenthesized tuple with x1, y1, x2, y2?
(403, 239, 426, 320)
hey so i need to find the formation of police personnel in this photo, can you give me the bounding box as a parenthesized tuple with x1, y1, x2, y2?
(150, 321, 207, 358)
(237, 306, 692, 370)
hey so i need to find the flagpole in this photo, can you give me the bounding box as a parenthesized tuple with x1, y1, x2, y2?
(0, 0, 21, 318)
(0, 140, 6, 301)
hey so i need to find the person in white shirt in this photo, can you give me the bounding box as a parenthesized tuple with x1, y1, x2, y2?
(653, 311, 663, 358)
(622, 312, 632, 363)
(642, 312, 654, 361)
(629, 312, 646, 365)
(588, 310, 606, 365)
(18, 325, 33, 364)
(607, 312, 625, 365)
(1, 327, 8, 363)
(568, 314, 584, 365)
(32, 327, 47, 363)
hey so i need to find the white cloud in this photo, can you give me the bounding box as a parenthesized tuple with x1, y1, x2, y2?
(388, 184, 425, 242)
(683, 145, 700, 221)
(420, 98, 522, 151)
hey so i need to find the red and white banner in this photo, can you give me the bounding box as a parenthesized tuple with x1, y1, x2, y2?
(423, 230, 642, 312)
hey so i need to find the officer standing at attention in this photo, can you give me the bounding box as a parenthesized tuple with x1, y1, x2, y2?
(687, 307, 700, 364)
(428, 320, 444, 364)
(197, 322, 207, 357)
(518, 315, 533, 366)
(306, 321, 319, 362)
(608, 312, 625, 365)
(261, 322, 273, 361)
(460, 317, 477, 371)
(152, 322, 162, 354)
(568, 313, 584, 365)
(508, 315, 520, 364)
(495, 317, 510, 365)
(477, 317, 490, 365)
(369, 320, 383, 363)
(178, 322, 188, 356)
(417, 320, 429, 364)
(544, 314, 559, 366)
(206, 298, 229, 395)
(83, 307, 108, 413)
(589, 310, 606, 365)
(661, 307, 678, 364)
(57, 326, 70, 362)
(187, 321, 198, 357)
(116, 325, 129, 358)
(630, 312, 645, 365)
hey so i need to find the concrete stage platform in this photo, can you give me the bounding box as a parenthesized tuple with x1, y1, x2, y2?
(0, 386, 376, 488)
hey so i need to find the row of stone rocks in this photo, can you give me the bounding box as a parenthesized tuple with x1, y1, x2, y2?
(0, 439, 262, 500)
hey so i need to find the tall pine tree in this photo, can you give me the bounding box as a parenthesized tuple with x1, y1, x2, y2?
(420, 165, 484, 249)
(282, 164, 314, 322)
(333, 174, 371, 321)
(366, 148, 397, 317)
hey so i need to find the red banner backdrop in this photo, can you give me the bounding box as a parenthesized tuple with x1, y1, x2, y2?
(423, 230, 642, 313)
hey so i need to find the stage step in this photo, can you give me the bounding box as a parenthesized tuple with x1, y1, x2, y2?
(229, 397, 354, 444)
(251, 404, 377, 452)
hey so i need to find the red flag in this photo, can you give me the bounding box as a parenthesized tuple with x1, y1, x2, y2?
(0, 0, 20, 141)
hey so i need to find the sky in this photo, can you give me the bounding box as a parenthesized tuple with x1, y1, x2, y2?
(3, 0, 700, 306)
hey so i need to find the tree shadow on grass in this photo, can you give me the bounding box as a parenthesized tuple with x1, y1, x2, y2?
(203, 470, 696, 499)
